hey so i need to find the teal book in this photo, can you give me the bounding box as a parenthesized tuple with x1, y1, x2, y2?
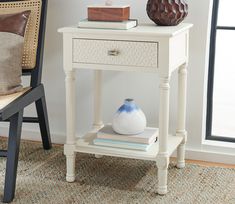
(93, 138, 153, 151)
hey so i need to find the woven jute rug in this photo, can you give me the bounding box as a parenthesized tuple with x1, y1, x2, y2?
(0, 139, 234, 204)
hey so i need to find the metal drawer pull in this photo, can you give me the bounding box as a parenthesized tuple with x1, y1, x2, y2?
(108, 50, 120, 56)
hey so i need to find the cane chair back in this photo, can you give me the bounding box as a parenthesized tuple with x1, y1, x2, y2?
(0, 0, 42, 70)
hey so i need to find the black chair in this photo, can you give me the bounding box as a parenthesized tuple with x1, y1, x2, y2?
(0, 0, 51, 202)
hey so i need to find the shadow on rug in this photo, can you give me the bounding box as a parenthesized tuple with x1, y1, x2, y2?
(0, 139, 234, 204)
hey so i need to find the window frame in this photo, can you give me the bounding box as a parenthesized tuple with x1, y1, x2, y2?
(206, 0, 235, 143)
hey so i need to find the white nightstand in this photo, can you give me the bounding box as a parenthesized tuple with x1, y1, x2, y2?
(58, 23, 193, 195)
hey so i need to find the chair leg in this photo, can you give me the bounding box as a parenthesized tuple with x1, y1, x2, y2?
(36, 94, 52, 150)
(3, 110, 23, 203)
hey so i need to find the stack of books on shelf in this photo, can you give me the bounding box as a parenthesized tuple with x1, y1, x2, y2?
(78, 5, 137, 30)
(93, 125, 158, 152)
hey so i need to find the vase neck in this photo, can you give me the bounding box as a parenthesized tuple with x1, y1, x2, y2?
(117, 99, 139, 113)
(124, 98, 134, 106)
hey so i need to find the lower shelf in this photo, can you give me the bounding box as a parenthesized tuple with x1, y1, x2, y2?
(75, 129, 183, 161)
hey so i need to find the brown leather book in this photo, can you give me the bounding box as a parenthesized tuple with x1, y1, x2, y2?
(88, 5, 130, 22)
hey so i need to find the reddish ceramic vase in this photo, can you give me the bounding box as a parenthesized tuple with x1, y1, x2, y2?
(146, 0, 188, 26)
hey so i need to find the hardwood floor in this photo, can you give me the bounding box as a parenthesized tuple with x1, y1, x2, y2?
(186, 159, 235, 168)
(171, 158, 235, 168)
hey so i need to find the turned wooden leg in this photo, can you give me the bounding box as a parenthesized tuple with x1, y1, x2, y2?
(157, 164, 169, 195)
(177, 143, 186, 169)
(64, 70, 76, 182)
(93, 70, 104, 159)
(93, 70, 104, 130)
(65, 154, 76, 182)
(176, 64, 188, 169)
(156, 77, 170, 195)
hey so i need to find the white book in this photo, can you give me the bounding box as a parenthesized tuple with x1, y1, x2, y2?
(97, 125, 158, 144)
(78, 19, 137, 30)
(93, 138, 152, 151)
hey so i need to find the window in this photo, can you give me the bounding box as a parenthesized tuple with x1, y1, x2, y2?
(206, 0, 235, 142)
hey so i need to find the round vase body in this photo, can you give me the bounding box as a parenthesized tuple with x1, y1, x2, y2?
(146, 0, 188, 26)
(112, 99, 147, 135)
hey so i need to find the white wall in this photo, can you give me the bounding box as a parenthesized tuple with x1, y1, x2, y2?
(1, 0, 235, 163)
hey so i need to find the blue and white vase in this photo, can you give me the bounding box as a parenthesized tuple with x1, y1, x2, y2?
(112, 99, 147, 135)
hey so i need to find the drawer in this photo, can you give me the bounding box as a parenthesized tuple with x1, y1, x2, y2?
(73, 39, 158, 68)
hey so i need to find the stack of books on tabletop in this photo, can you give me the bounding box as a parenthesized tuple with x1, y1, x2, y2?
(78, 4, 138, 30)
(93, 125, 158, 152)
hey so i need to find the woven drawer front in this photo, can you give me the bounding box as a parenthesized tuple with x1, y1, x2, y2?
(73, 39, 158, 68)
